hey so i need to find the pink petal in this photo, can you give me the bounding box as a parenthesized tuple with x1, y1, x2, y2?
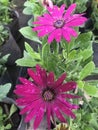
(27, 68, 43, 87)
(54, 73, 66, 88)
(53, 4, 66, 19)
(61, 94, 80, 99)
(64, 3, 76, 19)
(36, 65, 47, 87)
(66, 17, 87, 27)
(53, 104, 67, 122)
(46, 105, 51, 130)
(38, 26, 55, 37)
(56, 99, 76, 119)
(33, 25, 52, 31)
(34, 16, 53, 25)
(58, 81, 77, 92)
(19, 77, 32, 85)
(20, 99, 42, 115)
(58, 97, 79, 109)
(55, 29, 62, 43)
(14, 85, 40, 96)
(33, 104, 45, 129)
(43, 13, 53, 21)
(48, 30, 56, 43)
(62, 29, 71, 42)
(63, 26, 78, 37)
(16, 95, 41, 106)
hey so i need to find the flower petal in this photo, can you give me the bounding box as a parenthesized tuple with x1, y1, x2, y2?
(55, 29, 62, 43)
(36, 65, 47, 87)
(19, 77, 32, 85)
(58, 97, 79, 109)
(54, 73, 66, 88)
(16, 95, 41, 106)
(19, 98, 42, 114)
(34, 104, 45, 129)
(56, 99, 76, 119)
(46, 105, 51, 130)
(66, 17, 87, 27)
(61, 94, 80, 99)
(63, 26, 78, 37)
(48, 30, 56, 43)
(38, 26, 55, 37)
(27, 68, 43, 87)
(64, 3, 76, 18)
(58, 81, 77, 92)
(53, 104, 67, 123)
(62, 29, 71, 42)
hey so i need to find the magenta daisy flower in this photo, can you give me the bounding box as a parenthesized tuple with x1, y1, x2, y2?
(33, 3, 87, 43)
(14, 65, 79, 130)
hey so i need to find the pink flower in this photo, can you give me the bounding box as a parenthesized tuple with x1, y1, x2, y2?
(14, 65, 79, 130)
(33, 4, 87, 43)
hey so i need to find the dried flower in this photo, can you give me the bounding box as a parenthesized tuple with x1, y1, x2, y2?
(14, 65, 79, 130)
(33, 4, 87, 43)
(39, 0, 53, 8)
(56, 123, 70, 130)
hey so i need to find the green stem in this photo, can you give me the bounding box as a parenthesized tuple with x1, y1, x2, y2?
(83, 95, 94, 113)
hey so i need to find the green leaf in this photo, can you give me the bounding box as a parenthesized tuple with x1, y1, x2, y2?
(76, 32, 92, 43)
(25, 42, 41, 60)
(42, 43, 50, 66)
(0, 83, 11, 101)
(90, 113, 98, 129)
(5, 124, 11, 129)
(79, 49, 93, 61)
(23, 7, 33, 15)
(19, 26, 42, 44)
(79, 61, 95, 80)
(68, 50, 77, 60)
(7, 104, 17, 119)
(84, 83, 97, 96)
(16, 51, 41, 67)
(77, 81, 85, 89)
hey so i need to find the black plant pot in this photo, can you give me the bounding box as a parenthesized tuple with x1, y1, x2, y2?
(7, 10, 21, 42)
(0, 29, 21, 65)
(0, 71, 12, 85)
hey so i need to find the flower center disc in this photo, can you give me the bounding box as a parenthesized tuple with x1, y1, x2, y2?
(54, 19, 65, 28)
(43, 89, 54, 101)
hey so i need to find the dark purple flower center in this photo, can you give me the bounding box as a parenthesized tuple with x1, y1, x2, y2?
(42, 88, 55, 101)
(54, 19, 65, 28)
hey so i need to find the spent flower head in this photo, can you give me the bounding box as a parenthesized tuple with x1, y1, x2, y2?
(14, 65, 79, 130)
(39, 0, 53, 8)
(33, 3, 87, 44)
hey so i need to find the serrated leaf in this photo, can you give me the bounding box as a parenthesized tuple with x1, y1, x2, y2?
(79, 61, 95, 80)
(0, 83, 11, 101)
(19, 26, 42, 44)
